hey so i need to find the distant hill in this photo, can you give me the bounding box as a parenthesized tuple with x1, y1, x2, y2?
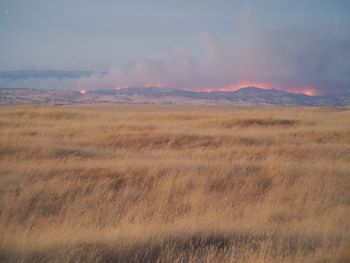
(89, 87, 347, 106)
(0, 86, 349, 106)
(0, 70, 106, 80)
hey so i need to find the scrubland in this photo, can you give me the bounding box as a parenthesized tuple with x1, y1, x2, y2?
(0, 104, 349, 262)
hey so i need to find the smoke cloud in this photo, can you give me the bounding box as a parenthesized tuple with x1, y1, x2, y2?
(1, 4, 349, 95)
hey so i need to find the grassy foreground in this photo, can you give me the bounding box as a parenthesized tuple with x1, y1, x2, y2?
(0, 104, 349, 262)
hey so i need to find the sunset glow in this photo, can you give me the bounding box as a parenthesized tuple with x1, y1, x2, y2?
(79, 89, 87, 94)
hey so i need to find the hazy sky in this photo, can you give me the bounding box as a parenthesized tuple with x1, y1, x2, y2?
(1, 0, 350, 94)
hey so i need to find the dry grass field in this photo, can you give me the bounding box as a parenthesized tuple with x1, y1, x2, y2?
(0, 104, 349, 262)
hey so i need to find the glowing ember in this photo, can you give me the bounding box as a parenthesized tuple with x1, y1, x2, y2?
(79, 89, 87, 94)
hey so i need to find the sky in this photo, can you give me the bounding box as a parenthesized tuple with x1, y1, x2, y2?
(1, 0, 350, 95)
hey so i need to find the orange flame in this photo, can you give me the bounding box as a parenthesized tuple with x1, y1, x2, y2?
(285, 87, 318, 96)
(197, 82, 272, 93)
(195, 82, 319, 96)
(146, 81, 167, 88)
(110, 81, 318, 97)
(114, 85, 129, 90)
(301, 88, 317, 96)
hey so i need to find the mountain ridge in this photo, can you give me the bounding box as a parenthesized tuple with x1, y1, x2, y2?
(0, 86, 349, 106)
(89, 86, 347, 106)
(0, 70, 106, 80)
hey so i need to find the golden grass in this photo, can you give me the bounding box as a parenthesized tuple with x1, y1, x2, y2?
(0, 104, 349, 262)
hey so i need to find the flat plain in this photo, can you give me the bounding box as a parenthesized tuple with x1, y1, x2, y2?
(0, 105, 349, 262)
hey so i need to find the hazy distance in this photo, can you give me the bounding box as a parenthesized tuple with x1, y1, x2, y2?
(1, 0, 350, 95)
